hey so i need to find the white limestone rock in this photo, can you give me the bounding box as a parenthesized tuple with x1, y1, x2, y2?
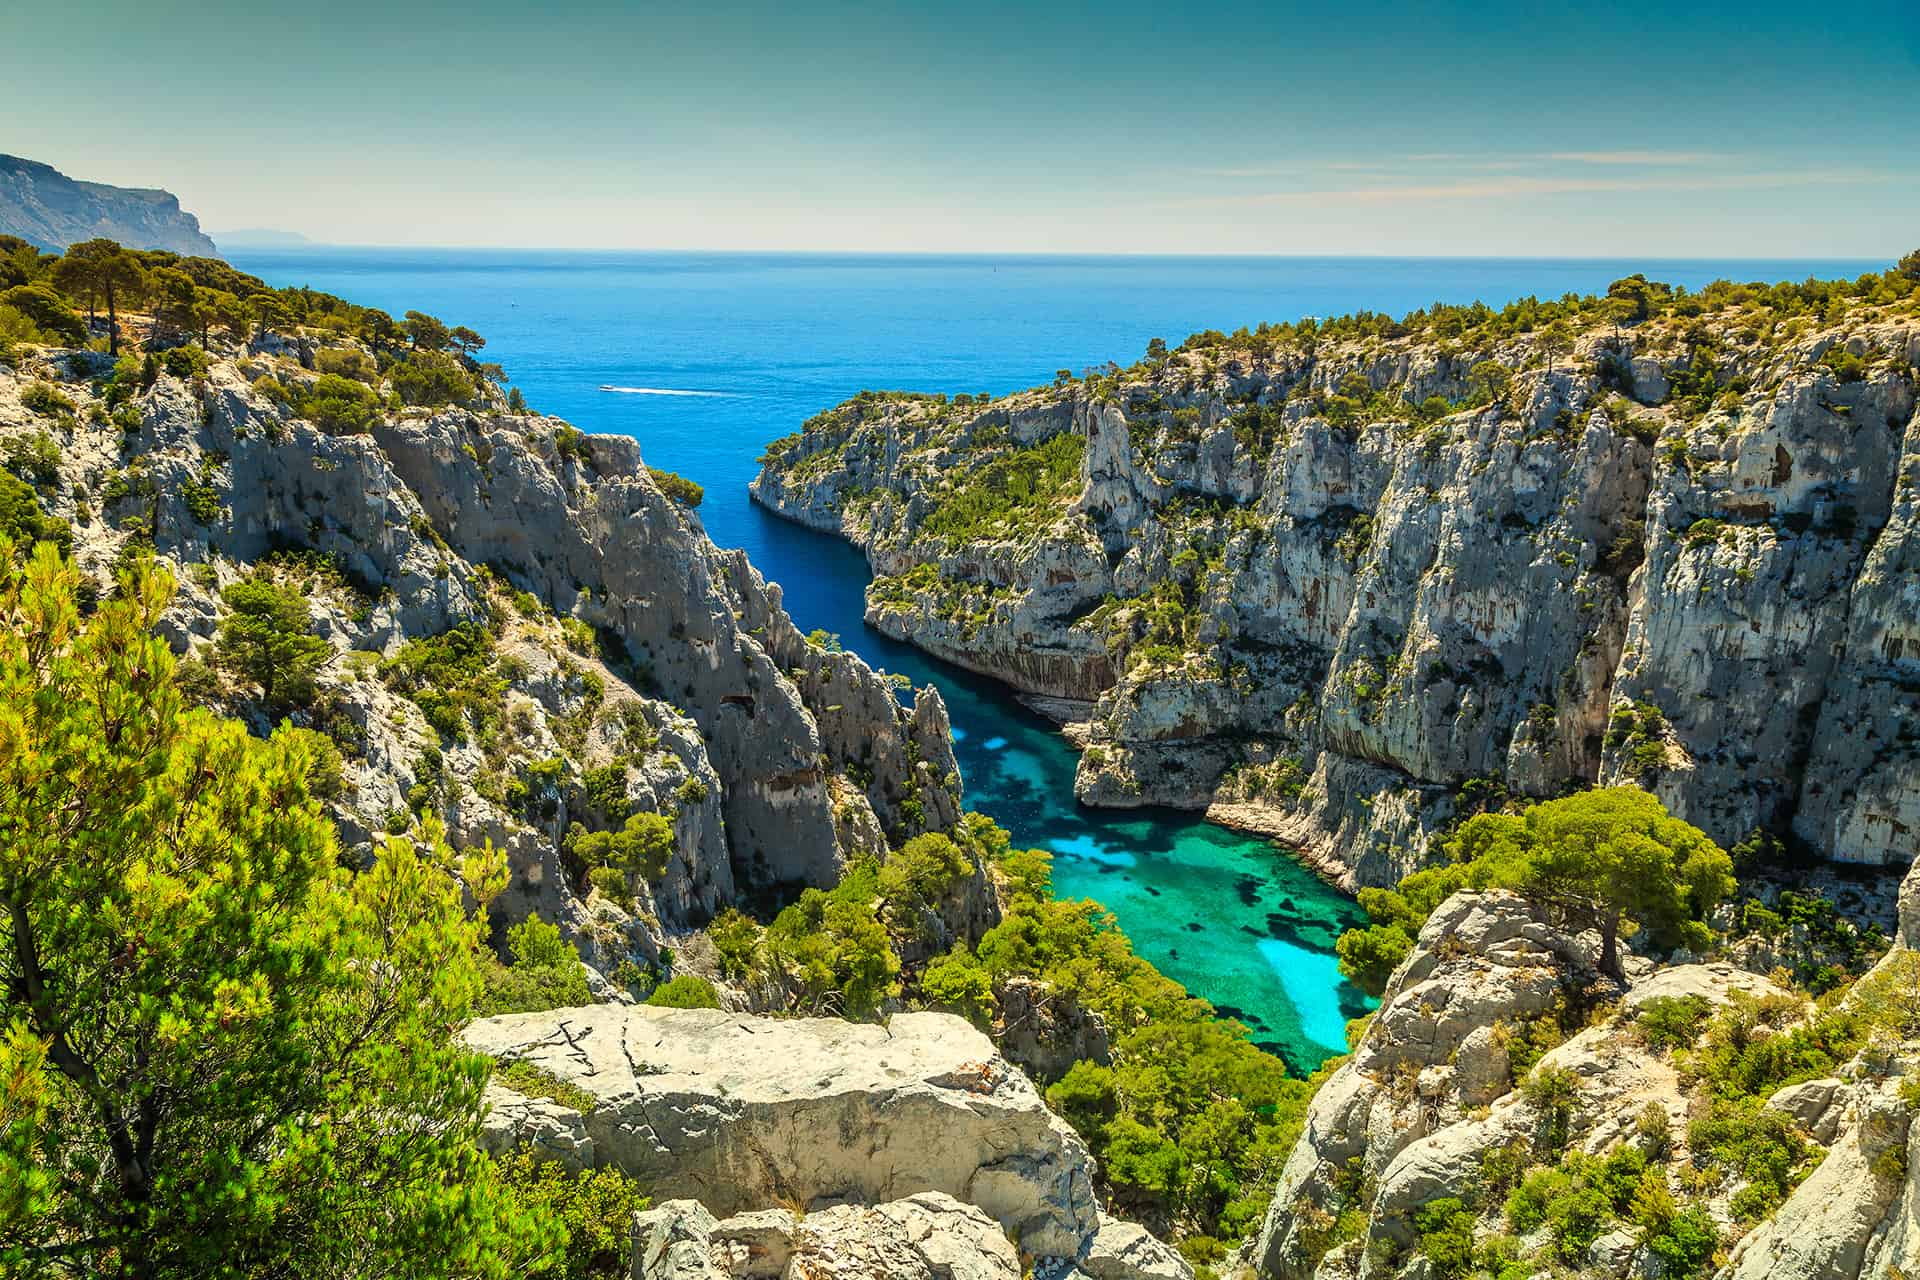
(466, 1005, 1099, 1257)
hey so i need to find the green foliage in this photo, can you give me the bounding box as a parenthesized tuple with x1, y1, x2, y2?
(390, 351, 477, 407)
(1411, 1196, 1478, 1278)
(493, 1060, 598, 1114)
(0, 473, 69, 557)
(0, 544, 554, 1276)
(708, 908, 764, 978)
(161, 345, 210, 380)
(918, 433, 1083, 543)
(1689, 1097, 1810, 1220)
(18, 383, 73, 420)
(645, 975, 721, 1009)
(295, 372, 383, 433)
(765, 860, 902, 1016)
(648, 467, 704, 508)
(1635, 994, 1712, 1052)
(215, 574, 332, 710)
(0, 284, 85, 345)
(1337, 862, 1472, 996)
(966, 820, 1315, 1237)
(568, 810, 676, 882)
(381, 623, 506, 744)
(920, 946, 995, 1025)
(1444, 787, 1735, 978)
(494, 1151, 649, 1280)
(477, 914, 592, 1016)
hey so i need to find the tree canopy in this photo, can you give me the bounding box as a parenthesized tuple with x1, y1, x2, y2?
(1338, 787, 1736, 991)
(0, 542, 555, 1278)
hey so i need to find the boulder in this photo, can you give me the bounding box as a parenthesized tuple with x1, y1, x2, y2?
(1073, 1216, 1195, 1280)
(469, 1005, 1099, 1257)
(630, 1192, 1022, 1280)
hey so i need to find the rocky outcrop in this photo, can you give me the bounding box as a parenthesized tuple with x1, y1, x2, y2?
(1250, 889, 1802, 1280)
(0, 341, 966, 974)
(631, 1193, 1025, 1280)
(0, 153, 220, 254)
(754, 310, 1920, 887)
(467, 1005, 1100, 1259)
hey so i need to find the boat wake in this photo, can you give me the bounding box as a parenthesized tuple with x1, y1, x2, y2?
(599, 384, 730, 397)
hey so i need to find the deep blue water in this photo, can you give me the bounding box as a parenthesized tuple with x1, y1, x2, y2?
(229, 249, 1874, 1071)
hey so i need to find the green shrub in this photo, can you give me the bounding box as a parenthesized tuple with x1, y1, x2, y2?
(214, 576, 330, 710)
(495, 1150, 648, 1279)
(296, 372, 382, 433)
(920, 945, 994, 1025)
(0, 471, 70, 555)
(19, 381, 74, 418)
(477, 914, 592, 1016)
(381, 623, 505, 744)
(1635, 994, 1712, 1052)
(569, 810, 675, 882)
(708, 908, 764, 977)
(1689, 1096, 1810, 1220)
(648, 467, 703, 508)
(389, 351, 475, 407)
(645, 975, 721, 1009)
(1, 431, 61, 486)
(161, 345, 210, 380)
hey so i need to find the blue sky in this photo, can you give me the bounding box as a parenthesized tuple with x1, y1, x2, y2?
(7, 0, 1916, 254)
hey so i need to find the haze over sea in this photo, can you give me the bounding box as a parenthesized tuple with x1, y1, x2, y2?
(229, 248, 1874, 1072)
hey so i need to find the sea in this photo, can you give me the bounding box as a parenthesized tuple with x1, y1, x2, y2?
(227, 248, 1877, 1073)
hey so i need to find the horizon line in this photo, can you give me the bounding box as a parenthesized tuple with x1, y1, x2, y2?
(213, 242, 1898, 264)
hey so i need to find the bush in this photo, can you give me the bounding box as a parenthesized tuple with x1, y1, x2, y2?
(1635, 994, 1711, 1052)
(19, 381, 74, 419)
(389, 351, 475, 407)
(296, 372, 382, 434)
(569, 810, 675, 882)
(381, 623, 505, 744)
(215, 575, 331, 710)
(161, 345, 210, 380)
(1689, 1096, 1810, 1219)
(495, 1150, 648, 1279)
(477, 914, 593, 1016)
(645, 975, 721, 1009)
(648, 467, 704, 508)
(0, 283, 85, 345)
(709, 908, 763, 977)
(920, 945, 994, 1025)
(0, 471, 71, 555)
(2, 430, 61, 486)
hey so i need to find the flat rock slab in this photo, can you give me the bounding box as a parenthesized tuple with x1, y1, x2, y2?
(467, 1005, 1098, 1257)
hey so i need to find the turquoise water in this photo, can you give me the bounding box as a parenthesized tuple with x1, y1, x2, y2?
(227, 249, 1873, 1071)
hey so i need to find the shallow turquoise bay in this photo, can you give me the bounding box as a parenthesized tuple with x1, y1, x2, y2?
(228, 249, 1871, 1072)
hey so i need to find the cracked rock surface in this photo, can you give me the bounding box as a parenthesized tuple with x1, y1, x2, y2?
(466, 1005, 1100, 1258)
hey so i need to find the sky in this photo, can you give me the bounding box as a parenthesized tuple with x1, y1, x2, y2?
(6, 0, 1917, 256)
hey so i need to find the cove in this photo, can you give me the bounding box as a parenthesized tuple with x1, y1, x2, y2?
(225, 248, 1874, 1071)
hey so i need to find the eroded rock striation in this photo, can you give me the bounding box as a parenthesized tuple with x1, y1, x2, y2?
(0, 343, 964, 973)
(753, 302, 1920, 887)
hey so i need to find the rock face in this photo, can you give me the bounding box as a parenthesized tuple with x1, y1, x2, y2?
(1249, 889, 1808, 1280)
(0, 153, 220, 254)
(631, 1193, 1026, 1280)
(468, 1005, 1100, 1258)
(754, 312, 1920, 887)
(0, 341, 966, 974)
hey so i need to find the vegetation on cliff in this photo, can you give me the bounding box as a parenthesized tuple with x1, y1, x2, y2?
(0, 541, 649, 1278)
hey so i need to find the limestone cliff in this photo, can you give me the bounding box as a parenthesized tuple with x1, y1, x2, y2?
(752, 282, 1920, 888)
(0, 153, 220, 255)
(1249, 868, 1920, 1280)
(0, 338, 964, 977)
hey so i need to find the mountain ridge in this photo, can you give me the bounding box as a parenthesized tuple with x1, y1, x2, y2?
(0, 152, 219, 255)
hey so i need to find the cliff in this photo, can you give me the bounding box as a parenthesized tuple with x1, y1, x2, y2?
(0, 337, 964, 977)
(752, 271, 1920, 889)
(0, 153, 220, 255)
(1247, 866, 1920, 1280)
